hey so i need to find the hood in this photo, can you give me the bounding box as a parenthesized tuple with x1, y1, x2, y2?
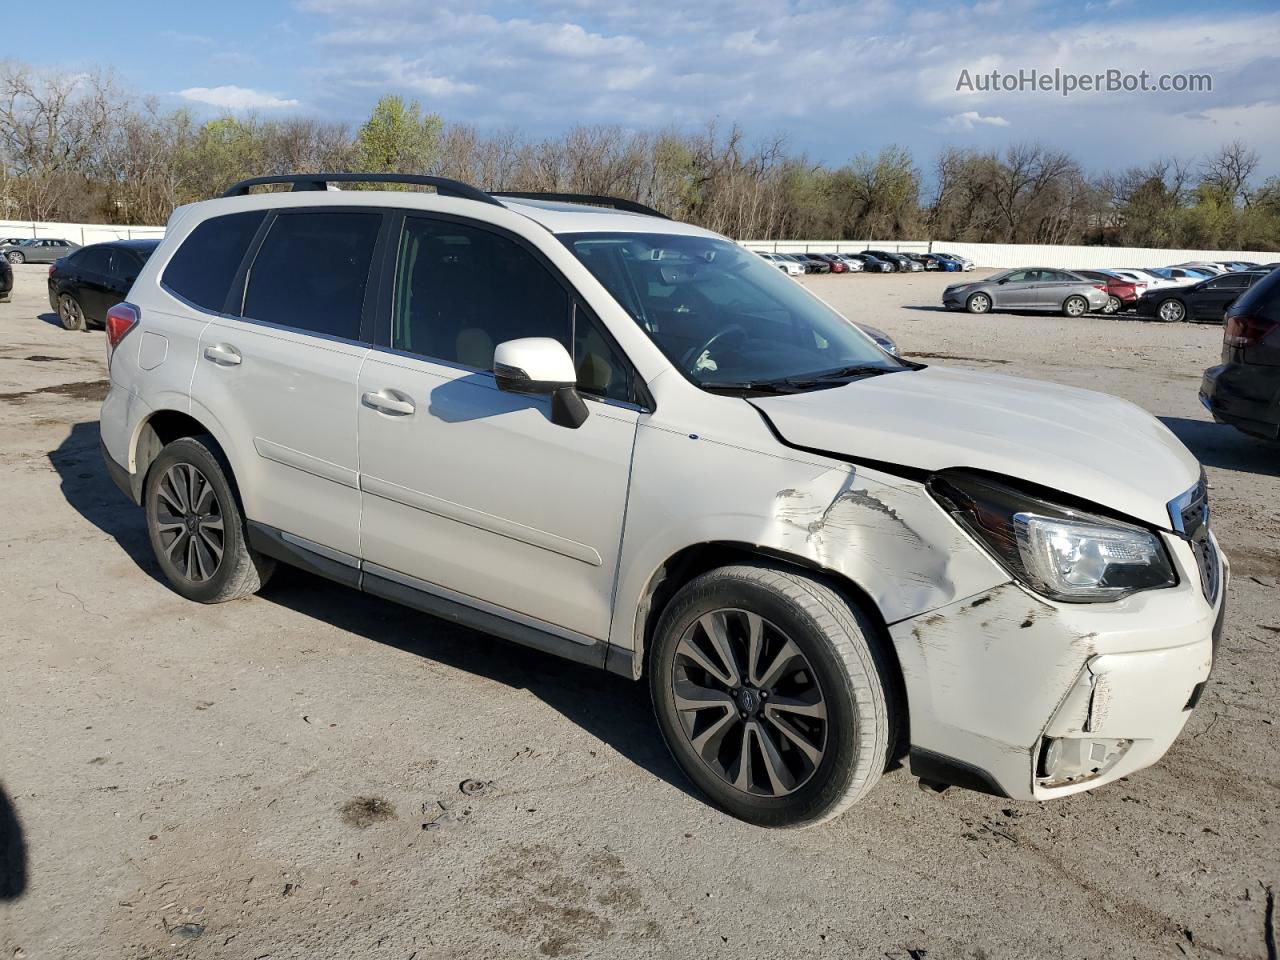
(749, 365, 1199, 529)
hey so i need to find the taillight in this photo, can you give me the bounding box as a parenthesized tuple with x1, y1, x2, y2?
(1224, 312, 1278, 348)
(105, 302, 140, 352)
(1093, 284, 1108, 292)
(47, 264, 55, 277)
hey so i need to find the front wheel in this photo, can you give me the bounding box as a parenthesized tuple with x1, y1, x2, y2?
(966, 292, 991, 314)
(145, 436, 275, 603)
(1102, 295, 1122, 315)
(1063, 295, 1089, 317)
(650, 563, 895, 828)
(6, 250, 24, 264)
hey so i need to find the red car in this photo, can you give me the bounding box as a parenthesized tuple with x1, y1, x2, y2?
(1076, 270, 1145, 314)
(811, 253, 848, 274)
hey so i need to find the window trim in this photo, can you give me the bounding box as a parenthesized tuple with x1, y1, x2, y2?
(369, 210, 652, 412)
(159, 210, 270, 322)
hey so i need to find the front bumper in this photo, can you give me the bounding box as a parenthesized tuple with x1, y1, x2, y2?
(891, 532, 1227, 801)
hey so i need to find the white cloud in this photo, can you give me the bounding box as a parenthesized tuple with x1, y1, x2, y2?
(943, 110, 1012, 131)
(177, 85, 300, 109)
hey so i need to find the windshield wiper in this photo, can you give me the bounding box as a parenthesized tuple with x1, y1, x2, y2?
(777, 365, 905, 388)
(699, 381, 807, 394)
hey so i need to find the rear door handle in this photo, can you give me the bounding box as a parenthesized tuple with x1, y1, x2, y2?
(203, 343, 242, 366)
(362, 390, 415, 416)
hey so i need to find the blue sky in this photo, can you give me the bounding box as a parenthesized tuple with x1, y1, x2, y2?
(7, 0, 1280, 177)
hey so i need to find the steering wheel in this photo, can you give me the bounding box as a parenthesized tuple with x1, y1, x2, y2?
(683, 324, 748, 376)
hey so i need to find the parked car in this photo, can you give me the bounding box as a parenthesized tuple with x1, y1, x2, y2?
(1, 237, 80, 264)
(1134, 270, 1270, 323)
(0, 236, 31, 247)
(1172, 262, 1227, 275)
(47, 239, 161, 331)
(0, 256, 11, 302)
(1110, 268, 1181, 291)
(832, 254, 865, 273)
(932, 252, 975, 271)
(1201, 267, 1280, 439)
(853, 321, 898, 355)
(100, 172, 1223, 826)
(757, 252, 805, 277)
(790, 253, 831, 274)
(917, 253, 961, 272)
(863, 250, 923, 272)
(1074, 270, 1144, 314)
(810, 253, 848, 273)
(1151, 266, 1215, 283)
(943, 268, 1109, 316)
(852, 253, 894, 273)
(905, 254, 939, 271)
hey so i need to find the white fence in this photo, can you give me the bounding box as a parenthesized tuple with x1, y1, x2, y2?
(741, 239, 1280, 270)
(0, 219, 165, 246)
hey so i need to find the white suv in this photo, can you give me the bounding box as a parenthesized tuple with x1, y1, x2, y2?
(100, 174, 1226, 827)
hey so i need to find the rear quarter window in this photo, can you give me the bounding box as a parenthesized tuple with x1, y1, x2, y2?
(162, 211, 265, 312)
(1231, 270, 1280, 321)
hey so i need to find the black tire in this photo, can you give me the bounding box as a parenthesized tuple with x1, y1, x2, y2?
(649, 563, 895, 828)
(6, 251, 24, 264)
(1102, 295, 1122, 315)
(1063, 295, 1089, 318)
(966, 292, 991, 314)
(57, 293, 86, 331)
(144, 435, 274, 603)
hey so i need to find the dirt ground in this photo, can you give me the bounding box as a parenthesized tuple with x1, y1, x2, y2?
(0, 263, 1276, 960)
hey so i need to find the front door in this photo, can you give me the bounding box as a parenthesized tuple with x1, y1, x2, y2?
(357, 214, 640, 641)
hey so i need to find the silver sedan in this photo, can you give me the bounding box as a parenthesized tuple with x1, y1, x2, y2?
(2, 238, 80, 264)
(942, 268, 1109, 317)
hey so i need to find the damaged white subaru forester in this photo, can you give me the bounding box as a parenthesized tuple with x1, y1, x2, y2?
(100, 175, 1226, 827)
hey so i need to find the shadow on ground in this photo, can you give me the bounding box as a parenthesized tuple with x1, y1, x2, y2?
(1160, 416, 1279, 477)
(49, 421, 694, 800)
(0, 783, 26, 900)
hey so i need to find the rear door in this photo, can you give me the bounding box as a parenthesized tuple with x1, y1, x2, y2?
(189, 208, 385, 558)
(69, 247, 115, 320)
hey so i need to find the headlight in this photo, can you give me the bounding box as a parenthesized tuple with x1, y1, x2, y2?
(928, 471, 1176, 602)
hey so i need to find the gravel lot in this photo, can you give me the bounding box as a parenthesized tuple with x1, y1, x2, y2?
(1, 263, 1276, 960)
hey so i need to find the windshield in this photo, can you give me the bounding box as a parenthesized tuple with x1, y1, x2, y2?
(560, 232, 906, 388)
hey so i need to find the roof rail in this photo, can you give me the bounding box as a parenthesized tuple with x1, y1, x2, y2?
(491, 192, 670, 220)
(220, 173, 503, 206)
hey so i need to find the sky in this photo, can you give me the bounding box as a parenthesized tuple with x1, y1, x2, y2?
(6, 0, 1280, 178)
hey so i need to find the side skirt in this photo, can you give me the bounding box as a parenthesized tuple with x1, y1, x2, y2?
(246, 521, 611, 672)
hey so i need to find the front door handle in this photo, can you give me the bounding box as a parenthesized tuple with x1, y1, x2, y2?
(362, 390, 415, 416)
(203, 343, 242, 366)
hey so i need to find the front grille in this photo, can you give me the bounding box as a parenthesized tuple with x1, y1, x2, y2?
(1168, 475, 1220, 603)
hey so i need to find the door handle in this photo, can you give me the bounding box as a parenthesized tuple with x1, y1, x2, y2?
(362, 390, 415, 416)
(203, 343, 242, 366)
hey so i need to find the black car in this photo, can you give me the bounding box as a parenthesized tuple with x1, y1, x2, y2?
(1200, 268, 1280, 439)
(1135, 270, 1269, 323)
(0, 256, 11, 303)
(851, 253, 893, 273)
(47, 239, 160, 331)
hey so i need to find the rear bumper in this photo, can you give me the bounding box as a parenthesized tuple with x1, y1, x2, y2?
(1200, 362, 1280, 439)
(101, 436, 139, 504)
(892, 536, 1227, 801)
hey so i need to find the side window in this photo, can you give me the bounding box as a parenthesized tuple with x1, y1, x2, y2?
(163, 211, 265, 312)
(573, 308, 633, 404)
(77, 247, 113, 273)
(392, 216, 570, 369)
(1004, 271, 1029, 283)
(243, 211, 381, 339)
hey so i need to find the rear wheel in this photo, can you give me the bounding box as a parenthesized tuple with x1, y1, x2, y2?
(966, 292, 991, 314)
(650, 563, 894, 828)
(145, 436, 274, 603)
(57, 293, 86, 331)
(1063, 295, 1088, 317)
(1157, 299, 1186, 323)
(1102, 295, 1122, 315)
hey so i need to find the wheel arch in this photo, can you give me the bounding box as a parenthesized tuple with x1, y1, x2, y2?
(127, 408, 236, 503)
(622, 540, 909, 758)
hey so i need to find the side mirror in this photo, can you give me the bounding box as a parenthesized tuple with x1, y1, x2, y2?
(493, 337, 589, 429)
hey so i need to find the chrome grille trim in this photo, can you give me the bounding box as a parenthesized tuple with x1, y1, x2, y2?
(1167, 474, 1219, 603)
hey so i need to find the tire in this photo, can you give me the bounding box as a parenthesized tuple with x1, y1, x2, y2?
(1063, 295, 1088, 318)
(57, 293, 86, 331)
(649, 563, 895, 828)
(6, 251, 24, 264)
(966, 292, 991, 314)
(1156, 299, 1186, 323)
(1102, 295, 1122, 315)
(144, 435, 275, 603)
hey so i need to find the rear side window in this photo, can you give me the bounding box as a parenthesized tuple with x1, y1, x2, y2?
(1231, 270, 1280, 322)
(243, 211, 381, 340)
(77, 247, 112, 273)
(164, 211, 265, 312)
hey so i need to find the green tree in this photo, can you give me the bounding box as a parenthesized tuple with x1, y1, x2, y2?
(356, 95, 442, 174)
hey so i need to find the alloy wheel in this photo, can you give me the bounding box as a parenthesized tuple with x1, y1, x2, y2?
(5, 251, 22, 264)
(58, 294, 83, 330)
(968, 293, 990, 313)
(1158, 299, 1185, 322)
(671, 608, 828, 797)
(154, 463, 225, 582)
(1104, 296, 1121, 315)
(1065, 296, 1087, 317)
